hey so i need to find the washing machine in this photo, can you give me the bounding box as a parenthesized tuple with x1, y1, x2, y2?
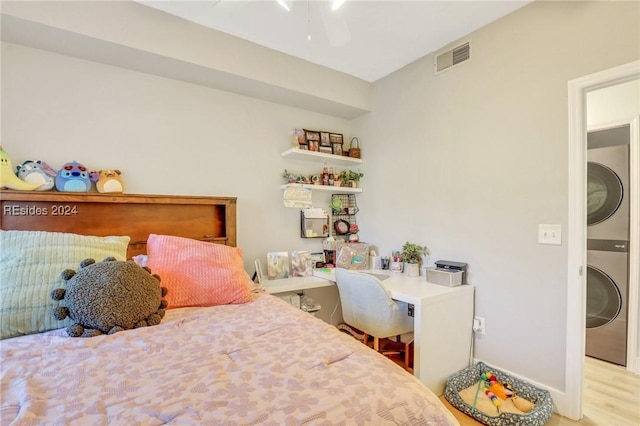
(585, 124, 630, 366)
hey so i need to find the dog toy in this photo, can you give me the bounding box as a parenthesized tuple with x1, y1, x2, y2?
(90, 169, 124, 193)
(16, 160, 57, 191)
(56, 160, 91, 192)
(0, 146, 42, 190)
(512, 394, 534, 413)
(480, 372, 513, 414)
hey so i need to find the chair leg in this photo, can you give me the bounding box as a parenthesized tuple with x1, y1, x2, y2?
(373, 336, 380, 351)
(363, 333, 369, 347)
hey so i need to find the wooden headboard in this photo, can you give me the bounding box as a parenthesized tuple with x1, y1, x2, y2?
(0, 191, 237, 259)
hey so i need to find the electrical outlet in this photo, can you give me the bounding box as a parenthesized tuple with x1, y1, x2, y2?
(473, 317, 485, 335)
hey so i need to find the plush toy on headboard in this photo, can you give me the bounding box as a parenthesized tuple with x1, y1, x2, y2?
(0, 146, 42, 190)
(90, 169, 124, 193)
(16, 160, 57, 191)
(56, 160, 91, 192)
(51, 258, 168, 337)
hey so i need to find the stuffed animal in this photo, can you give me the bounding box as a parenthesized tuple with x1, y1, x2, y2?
(51, 258, 168, 337)
(0, 146, 42, 190)
(56, 160, 91, 192)
(90, 169, 124, 193)
(16, 160, 57, 191)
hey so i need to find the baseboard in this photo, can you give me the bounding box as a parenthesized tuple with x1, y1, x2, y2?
(472, 359, 572, 419)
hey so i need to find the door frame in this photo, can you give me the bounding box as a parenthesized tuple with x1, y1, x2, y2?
(567, 60, 640, 420)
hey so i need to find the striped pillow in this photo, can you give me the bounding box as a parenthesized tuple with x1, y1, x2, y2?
(146, 234, 252, 309)
(0, 230, 130, 339)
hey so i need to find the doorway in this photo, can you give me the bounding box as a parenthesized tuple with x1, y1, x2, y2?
(567, 61, 640, 420)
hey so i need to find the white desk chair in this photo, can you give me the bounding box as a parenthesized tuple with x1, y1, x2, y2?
(334, 268, 414, 370)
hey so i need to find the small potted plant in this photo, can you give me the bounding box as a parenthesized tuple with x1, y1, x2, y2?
(338, 169, 364, 188)
(401, 242, 430, 277)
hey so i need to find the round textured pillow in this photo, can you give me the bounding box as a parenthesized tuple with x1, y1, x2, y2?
(51, 257, 168, 337)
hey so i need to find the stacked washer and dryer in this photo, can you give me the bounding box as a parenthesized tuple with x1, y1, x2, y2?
(586, 124, 631, 367)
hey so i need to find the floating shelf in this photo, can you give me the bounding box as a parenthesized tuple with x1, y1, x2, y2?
(280, 183, 362, 193)
(281, 148, 362, 166)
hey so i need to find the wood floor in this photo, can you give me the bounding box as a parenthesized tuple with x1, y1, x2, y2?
(441, 357, 640, 426)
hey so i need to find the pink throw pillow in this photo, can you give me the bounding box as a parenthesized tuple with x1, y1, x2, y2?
(146, 234, 252, 309)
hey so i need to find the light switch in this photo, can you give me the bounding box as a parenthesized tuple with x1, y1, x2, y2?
(538, 224, 562, 245)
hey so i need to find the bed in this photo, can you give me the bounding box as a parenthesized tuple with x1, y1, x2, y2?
(0, 191, 458, 425)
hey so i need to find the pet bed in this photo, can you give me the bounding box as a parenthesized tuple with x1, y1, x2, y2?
(444, 361, 554, 426)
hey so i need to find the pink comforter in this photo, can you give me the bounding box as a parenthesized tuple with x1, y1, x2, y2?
(1, 294, 457, 425)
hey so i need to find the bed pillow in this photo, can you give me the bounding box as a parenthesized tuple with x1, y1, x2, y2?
(146, 234, 252, 309)
(0, 230, 130, 340)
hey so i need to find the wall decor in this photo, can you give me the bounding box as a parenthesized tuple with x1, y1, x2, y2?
(304, 129, 320, 144)
(329, 133, 343, 144)
(332, 143, 343, 156)
(320, 131, 331, 147)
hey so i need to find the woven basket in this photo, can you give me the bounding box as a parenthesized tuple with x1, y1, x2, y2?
(349, 137, 361, 159)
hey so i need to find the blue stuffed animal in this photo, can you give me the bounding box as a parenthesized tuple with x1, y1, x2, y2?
(16, 160, 57, 191)
(56, 160, 91, 192)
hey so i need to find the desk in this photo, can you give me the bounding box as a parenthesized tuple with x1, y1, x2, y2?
(261, 269, 475, 395)
(260, 276, 334, 294)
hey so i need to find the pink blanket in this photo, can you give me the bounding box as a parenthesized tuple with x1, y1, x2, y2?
(1, 294, 457, 425)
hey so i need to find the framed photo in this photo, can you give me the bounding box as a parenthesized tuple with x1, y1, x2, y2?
(320, 131, 331, 147)
(299, 143, 309, 150)
(329, 133, 343, 144)
(291, 250, 312, 277)
(332, 143, 343, 156)
(319, 146, 333, 154)
(304, 129, 320, 144)
(267, 252, 290, 280)
(309, 140, 319, 151)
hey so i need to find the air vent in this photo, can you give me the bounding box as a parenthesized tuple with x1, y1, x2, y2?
(435, 42, 470, 74)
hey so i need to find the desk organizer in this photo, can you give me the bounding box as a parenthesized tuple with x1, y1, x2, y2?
(444, 361, 553, 426)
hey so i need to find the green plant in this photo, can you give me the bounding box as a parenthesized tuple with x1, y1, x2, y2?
(400, 242, 430, 264)
(338, 169, 364, 182)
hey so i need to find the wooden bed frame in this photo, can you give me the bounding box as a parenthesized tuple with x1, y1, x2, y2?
(0, 191, 237, 258)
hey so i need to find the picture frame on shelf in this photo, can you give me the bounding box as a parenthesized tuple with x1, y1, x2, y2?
(298, 143, 309, 150)
(304, 129, 320, 144)
(293, 128, 305, 146)
(320, 131, 331, 147)
(329, 133, 343, 144)
(309, 140, 319, 151)
(319, 146, 333, 154)
(332, 143, 343, 156)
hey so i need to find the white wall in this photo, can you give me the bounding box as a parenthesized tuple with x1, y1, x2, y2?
(351, 0, 639, 400)
(587, 79, 640, 129)
(0, 42, 350, 270)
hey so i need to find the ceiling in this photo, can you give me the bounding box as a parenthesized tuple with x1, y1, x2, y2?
(137, 0, 533, 82)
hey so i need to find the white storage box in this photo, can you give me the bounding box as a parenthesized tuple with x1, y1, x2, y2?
(426, 267, 463, 287)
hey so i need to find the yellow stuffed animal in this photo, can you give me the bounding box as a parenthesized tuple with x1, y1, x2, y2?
(0, 146, 42, 190)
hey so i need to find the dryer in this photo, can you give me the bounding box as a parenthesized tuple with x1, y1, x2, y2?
(586, 124, 630, 366)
